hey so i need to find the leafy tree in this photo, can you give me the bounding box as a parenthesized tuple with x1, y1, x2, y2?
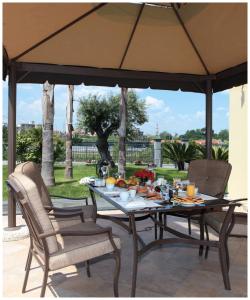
(3, 125, 8, 143)
(162, 141, 198, 170)
(54, 133, 66, 162)
(72, 133, 84, 144)
(16, 127, 65, 163)
(217, 129, 229, 141)
(179, 128, 206, 140)
(77, 91, 147, 167)
(16, 127, 43, 163)
(2, 125, 8, 159)
(159, 131, 172, 140)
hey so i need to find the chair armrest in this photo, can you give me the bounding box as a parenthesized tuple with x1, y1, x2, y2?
(48, 210, 84, 219)
(44, 205, 53, 211)
(229, 198, 247, 203)
(50, 195, 89, 206)
(50, 195, 88, 201)
(38, 226, 112, 239)
(51, 206, 83, 213)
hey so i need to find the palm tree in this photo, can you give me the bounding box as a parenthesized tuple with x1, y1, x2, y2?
(65, 85, 74, 179)
(163, 142, 197, 170)
(41, 81, 55, 186)
(196, 145, 228, 161)
(117, 87, 127, 178)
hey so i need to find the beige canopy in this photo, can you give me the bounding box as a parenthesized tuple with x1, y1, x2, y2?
(3, 2, 247, 92)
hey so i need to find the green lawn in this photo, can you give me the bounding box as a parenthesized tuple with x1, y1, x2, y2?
(2, 164, 187, 200)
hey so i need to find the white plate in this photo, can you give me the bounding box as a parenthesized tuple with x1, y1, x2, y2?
(103, 191, 120, 196)
(179, 202, 196, 207)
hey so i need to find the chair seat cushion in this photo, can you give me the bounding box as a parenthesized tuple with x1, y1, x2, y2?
(35, 222, 120, 271)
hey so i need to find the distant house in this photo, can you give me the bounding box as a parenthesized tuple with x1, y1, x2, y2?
(194, 139, 223, 146)
(16, 121, 42, 132)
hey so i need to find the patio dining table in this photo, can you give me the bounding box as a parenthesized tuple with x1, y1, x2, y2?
(87, 184, 236, 297)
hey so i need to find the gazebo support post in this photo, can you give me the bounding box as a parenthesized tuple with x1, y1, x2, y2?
(205, 79, 213, 159)
(7, 62, 17, 228)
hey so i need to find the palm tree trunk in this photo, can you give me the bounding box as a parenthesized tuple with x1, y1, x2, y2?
(117, 87, 128, 178)
(65, 85, 74, 179)
(41, 81, 55, 186)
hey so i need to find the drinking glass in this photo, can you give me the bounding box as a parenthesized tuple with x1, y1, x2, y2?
(186, 182, 196, 197)
(173, 178, 181, 187)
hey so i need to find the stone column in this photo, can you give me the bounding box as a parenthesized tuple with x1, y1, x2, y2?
(153, 137, 162, 167)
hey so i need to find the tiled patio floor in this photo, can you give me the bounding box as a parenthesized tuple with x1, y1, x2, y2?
(3, 212, 247, 297)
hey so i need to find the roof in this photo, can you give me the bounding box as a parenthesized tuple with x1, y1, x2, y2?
(3, 3, 247, 93)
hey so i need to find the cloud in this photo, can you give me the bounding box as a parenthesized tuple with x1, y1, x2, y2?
(217, 106, 226, 111)
(18, 84, 34, 91)
(195, 110, 205, 119)
(145, 96, 164, 109)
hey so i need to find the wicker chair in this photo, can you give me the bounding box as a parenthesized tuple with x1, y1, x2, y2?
(7, 171, 121, 297)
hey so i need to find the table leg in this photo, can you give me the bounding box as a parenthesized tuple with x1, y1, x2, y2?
(199, 212, 205, 256)
(130, 214, 138, 297)
(159, 213, 163, 239)
(89, 189, 98, 221)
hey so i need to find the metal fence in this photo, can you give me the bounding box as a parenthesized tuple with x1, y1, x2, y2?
(72, 140, 154, 163)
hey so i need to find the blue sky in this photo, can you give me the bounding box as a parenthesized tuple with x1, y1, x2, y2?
(2, 80, 229, 135)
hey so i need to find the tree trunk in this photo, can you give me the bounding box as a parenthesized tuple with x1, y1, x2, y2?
(65, 85, 74, 179)
(96, 135, 115, 168)
(177, 161, 185, 171)
(117, 87, 128, 178)
(41, 81, 55, 186)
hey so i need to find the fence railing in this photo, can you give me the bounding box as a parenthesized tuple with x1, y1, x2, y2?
(72, 140, 154, 164)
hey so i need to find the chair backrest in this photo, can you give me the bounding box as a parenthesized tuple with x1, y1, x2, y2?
(14, 161, 52, 207)
(188, 159, 232, 198)
(8, 172, 59, 254)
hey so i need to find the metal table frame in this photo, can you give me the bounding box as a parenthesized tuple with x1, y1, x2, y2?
(88, 184, 237, 297)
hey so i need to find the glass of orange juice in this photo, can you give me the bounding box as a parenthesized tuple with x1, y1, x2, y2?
(186, 182, 196, 197)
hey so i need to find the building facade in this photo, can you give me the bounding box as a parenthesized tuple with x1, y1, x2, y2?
(228, 85, 248, 212)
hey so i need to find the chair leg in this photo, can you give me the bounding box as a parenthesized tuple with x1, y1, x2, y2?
(225, 236, 230, 272)
(188, 217, 192, 235)
(86, 260, 91, 278)
(218, 244, 231, 290)
(40, 264, 49, 297)
(113, 252, 121, 297)
(22, 249, 32, 293)
(24, 247, 32, 271)
(205, 223, 209, 259)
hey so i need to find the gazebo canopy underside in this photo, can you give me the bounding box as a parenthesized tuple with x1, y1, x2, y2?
(3, 2, 247, 93)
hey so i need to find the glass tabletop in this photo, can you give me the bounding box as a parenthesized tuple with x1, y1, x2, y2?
(88, 184, 231, 215)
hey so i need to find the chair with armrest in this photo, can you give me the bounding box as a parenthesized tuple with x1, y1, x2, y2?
(7, 172, 121, 297)
(162, 159, 232, 237)
(204, 198, 247, 259)
(14, 161, 96, 227)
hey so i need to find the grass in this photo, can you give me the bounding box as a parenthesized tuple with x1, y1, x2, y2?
(2, 164, 187, 200)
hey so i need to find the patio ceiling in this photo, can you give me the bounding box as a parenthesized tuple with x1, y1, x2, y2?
(3, 2, 247, 93)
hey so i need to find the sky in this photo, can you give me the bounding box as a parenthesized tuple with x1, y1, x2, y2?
(2, 80, 229, 135)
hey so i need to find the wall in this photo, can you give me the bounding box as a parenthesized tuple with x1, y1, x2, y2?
(228, 85, 248, 212)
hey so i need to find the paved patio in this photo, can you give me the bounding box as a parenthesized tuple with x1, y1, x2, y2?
(3, 212, 247, 297)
